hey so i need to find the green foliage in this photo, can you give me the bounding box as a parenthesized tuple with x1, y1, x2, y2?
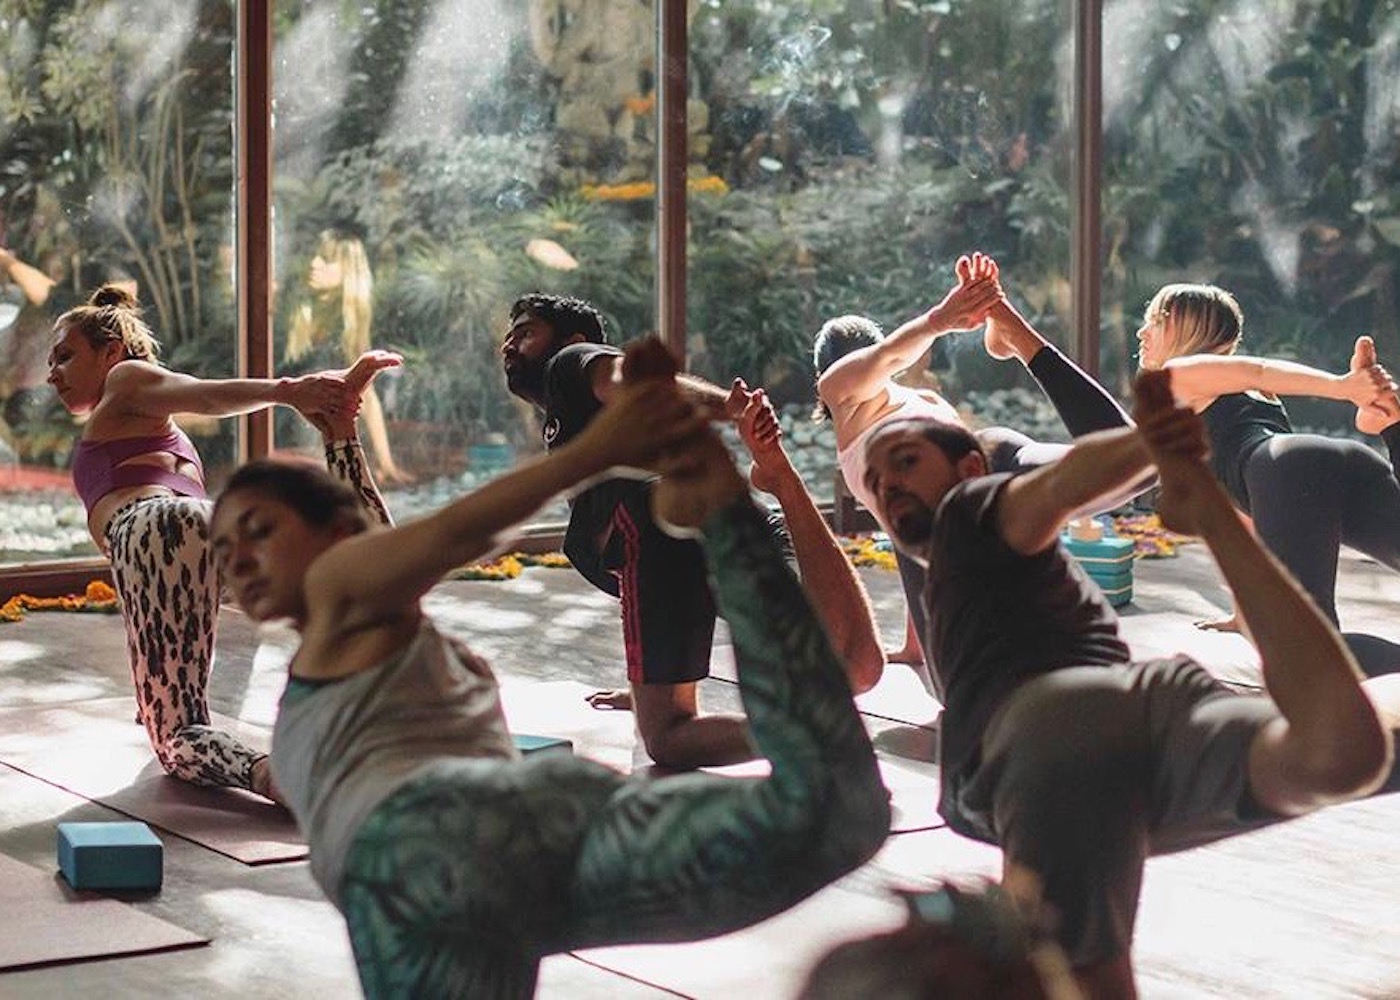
(3, 0, 1399, 475)
(1105, 0, 1400, 379)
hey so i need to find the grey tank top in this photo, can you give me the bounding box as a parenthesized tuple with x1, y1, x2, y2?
(271, 617, 519, 904)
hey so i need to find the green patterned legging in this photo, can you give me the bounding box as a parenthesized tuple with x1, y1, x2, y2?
(337, 498, 891, 999)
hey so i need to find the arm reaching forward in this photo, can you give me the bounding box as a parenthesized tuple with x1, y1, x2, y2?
(818, 253, 1002, 412)
(995, 426, 1153, 556)
(731, 377, 885, 693)
(305, 339, 707, 629)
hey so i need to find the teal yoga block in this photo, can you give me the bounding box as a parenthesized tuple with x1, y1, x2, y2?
(1063, 532, 1135, 563)
(1063, 529, 1135, 608)
(57, 821, 163, 891)
(513, 733, 574, 756)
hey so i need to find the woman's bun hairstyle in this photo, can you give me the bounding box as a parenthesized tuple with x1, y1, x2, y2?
(89, 282, 139, 310)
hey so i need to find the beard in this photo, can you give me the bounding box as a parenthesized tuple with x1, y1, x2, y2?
(889, 505, 934, 552)
(504, 354, 550, 403)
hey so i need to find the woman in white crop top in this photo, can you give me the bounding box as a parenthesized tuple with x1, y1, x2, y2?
(816, 253, 1140, 686)
(210, 338, 890, 998)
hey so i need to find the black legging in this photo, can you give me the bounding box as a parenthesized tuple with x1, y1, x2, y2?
(1242, 424, 1400, 677)
(900, 344, 1140, 692)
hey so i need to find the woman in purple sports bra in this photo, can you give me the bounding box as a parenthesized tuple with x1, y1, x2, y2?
(47, 282, 395, 801)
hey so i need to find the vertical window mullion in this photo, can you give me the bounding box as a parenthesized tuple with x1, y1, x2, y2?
(236, 0, 275, 461)
(656, 0, 688, 362)
(1072, 0, 1103, 375)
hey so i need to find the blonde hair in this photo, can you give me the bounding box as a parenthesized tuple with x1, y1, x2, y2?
(1145, 283, 1244, 358)
(56, 283, 161, 362)
(285, 230, 373, 364)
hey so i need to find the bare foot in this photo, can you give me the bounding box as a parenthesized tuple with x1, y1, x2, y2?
(251, 756, 287, 807)
(650, 431, 747, 536)
(344, 349, 404, 395)
(1134, 369, 1212, 536)
(615, 341, 746, 535)
(1356, 396, 1400, 436)
(1349, 335, 1400, 435)
(1195, 613, 1243, 634)
(983, 299, 1040, 363)
(586, 689, 633, 711)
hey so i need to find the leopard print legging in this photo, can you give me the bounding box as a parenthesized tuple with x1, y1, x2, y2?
(105, 496, 265, 790)
(103, 439, 387, 791)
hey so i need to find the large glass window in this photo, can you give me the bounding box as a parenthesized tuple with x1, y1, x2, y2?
(271, 0, 659, 523)
(687, 0, 1076, 501)
(6, 0, 1400, 575)
(0, 0, 235, 565)
(1103, 0, 1400, 434)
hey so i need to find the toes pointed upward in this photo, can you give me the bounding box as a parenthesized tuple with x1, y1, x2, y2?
(1134, 368, 1174, 415)
(1352, 334, 1378, 372)
(622, 336, 679, 383)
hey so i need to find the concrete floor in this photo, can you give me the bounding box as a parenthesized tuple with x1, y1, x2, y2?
(2, 539, 1400, 998)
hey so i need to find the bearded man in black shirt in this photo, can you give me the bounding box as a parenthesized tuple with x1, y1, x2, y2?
(861, 369, 1392, 999)
(502, 293, 884, 769)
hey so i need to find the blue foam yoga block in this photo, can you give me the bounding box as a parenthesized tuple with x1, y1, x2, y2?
(1084, 564, 1134, 589)
(1063, 532, 1135, 564)
(57, 821, 163, 891)
(1063, 529, 1135, 608)
(513, 733, 574, 756)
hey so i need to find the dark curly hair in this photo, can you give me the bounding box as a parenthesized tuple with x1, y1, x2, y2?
(509, 293, 607, 344)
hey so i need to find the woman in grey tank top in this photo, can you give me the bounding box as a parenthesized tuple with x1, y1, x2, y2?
(210, 338, 890, 999)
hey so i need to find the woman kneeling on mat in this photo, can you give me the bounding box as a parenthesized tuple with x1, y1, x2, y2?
(47, 283, 392, 802)
(1137, 283, 1400, 674)
(209, 337, 890, 999)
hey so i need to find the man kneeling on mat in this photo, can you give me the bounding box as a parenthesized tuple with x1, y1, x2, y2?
(861, 369, 1392, 999)
(209, 337, 890, 999)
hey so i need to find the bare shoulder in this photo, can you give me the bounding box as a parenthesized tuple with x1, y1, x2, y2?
(293, 588, 422, 682)
(102, 359, 166, 392)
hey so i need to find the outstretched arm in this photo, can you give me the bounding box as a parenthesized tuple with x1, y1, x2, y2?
(590, 351, 732, 417)
(817, 253, 1002, 411)
(731, 378, 885, 693)
(103, 359, 348, 421)
(0, 247, 56, 307)
(306, 341, 706, 627)
(995, 426, 1153, 556)
(1165, 351, 1393, 414)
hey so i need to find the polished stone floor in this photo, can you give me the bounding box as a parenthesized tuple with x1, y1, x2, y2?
(2, 539, 1399, 999)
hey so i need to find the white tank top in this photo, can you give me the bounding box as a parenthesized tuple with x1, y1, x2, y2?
(272, 618, 518, 903)
(836, 383, 962, 528)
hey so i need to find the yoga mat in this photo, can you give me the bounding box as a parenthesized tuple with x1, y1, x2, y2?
(498, 679, 944, 832)
(498, 679, 647, 773)
(706, 641, 945, 731)
(574, 880, 908, 999)
(0, 852, 207, 972)
(0, 699, 305, 865)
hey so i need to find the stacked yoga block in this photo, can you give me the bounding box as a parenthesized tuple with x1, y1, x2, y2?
(1062, 518, 1135, 607)
(57, 821, 163, 891)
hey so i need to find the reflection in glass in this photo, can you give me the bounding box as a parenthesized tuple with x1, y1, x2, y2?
(271, 0, 659, 522)
(1103, 1, 1400, 436)
(689, 0, 1075, 500)
(0, 1, 234, 564)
